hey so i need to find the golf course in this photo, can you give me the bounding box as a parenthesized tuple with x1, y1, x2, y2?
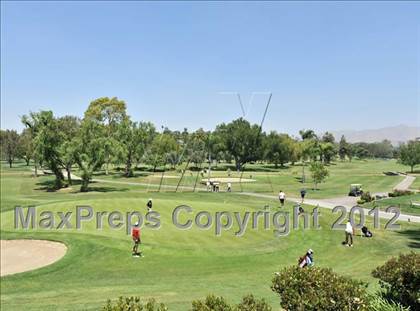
(1, 159, 419, 310)
(2, 2, 420, 310)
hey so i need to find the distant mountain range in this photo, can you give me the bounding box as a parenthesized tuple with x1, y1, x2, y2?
(331, 125, 420, 145)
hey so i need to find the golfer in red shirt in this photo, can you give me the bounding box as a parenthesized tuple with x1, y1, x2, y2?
(132, 222, 141, 257)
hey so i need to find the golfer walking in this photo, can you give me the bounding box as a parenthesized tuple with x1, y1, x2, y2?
(147, 199, 153, 212)
(300, 189, 306, 203)
(278, 190, 286, 207)
(132, 222, 142, 257)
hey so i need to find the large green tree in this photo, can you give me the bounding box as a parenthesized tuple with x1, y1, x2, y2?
(117, 119, 157, 177)
(18, 129, 34, 166)
(215, 118, 262, 171)
(338, 135, 349, 161)
(299, 129, 317, 141)
(187, 129, 209, 168)
(309, 161, 329, 190)
(263, 131, 293, 168)
(322, 131, 336, 144)
(117, 118, 137, 177)
(71, 119, 106, 192)
(399, 140, 420, 173)
(29, 111, 65, 189)
(299, 139, 320, 183)
(144, 133, 178, 171)
(84, 97, 127, 174)
(0, 129, 20, 168)
(320, 142, 337, 164)
(134, 122, 156, 168)
(21, 113, 43, 176)
(57, 116, 81, 185)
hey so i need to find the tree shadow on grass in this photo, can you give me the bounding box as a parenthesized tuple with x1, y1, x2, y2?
(35, 179, 128, 193)
(75, 180, 129, 193)
(35, 179, 81, 192)
(107, 171, 151, 179)
(396, 229, 420, 249)
(81, 186, 129, 193)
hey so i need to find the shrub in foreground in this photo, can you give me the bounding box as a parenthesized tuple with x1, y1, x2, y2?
(103, 296, 168, 311)
(388, 189, 413, 197)
(372, 252, 420, 309)
(192, 295, 233, 311)
(271, 266, 369, 311)
(368, 295, 410, 311)
(191, 294, 272, 311)
(236, 294, 272, 311)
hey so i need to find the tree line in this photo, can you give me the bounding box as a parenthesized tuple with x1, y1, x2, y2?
(1, 97, 419, 191)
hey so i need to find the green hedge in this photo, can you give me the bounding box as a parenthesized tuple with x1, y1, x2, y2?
(102, 297, 168, 311)
(372, 252, 420, 309)
(192, 294, 272, 311)
(271, 266, 369, 311)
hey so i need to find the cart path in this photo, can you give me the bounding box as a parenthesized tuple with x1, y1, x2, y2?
(393, 174, 416, 191)
(237, 192, 420, 223)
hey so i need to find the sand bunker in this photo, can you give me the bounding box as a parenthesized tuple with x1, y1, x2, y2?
(201, 177, 256, 183)
(1, 240, 67, 277)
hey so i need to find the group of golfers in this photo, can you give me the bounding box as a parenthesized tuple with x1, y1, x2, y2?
(132, 187, 373, 260)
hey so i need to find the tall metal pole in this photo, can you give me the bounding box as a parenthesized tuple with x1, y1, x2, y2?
(208, 151, 211, 183)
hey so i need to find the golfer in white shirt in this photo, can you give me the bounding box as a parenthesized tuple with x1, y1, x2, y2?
(345, 221, 355, 247)
(278, 190, 286, 207)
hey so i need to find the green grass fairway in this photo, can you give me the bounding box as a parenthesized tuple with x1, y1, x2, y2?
(84, 159, 408, 199)
(363, 193, 420, 216)
(410, 174, 420, 191)
(1, 161, 419, 310)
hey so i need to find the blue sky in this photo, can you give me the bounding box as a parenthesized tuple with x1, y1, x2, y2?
(1, 1, 419, 135)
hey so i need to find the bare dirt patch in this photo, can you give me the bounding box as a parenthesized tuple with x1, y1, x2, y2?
(1, 240, 67, 276)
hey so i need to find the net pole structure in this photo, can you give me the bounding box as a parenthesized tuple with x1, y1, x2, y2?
(174, 139, 191, 192)
(259, 93, 273, 193)
(239, 164, 245, 192)
(207, 133, 212, 187)
(269, 170, 275, 194)
(259, 93, 272, 130)
(158, 159, 168, 192)
(237, 93, 246, 117)
(193, 162, 203, 192)
(207, 150, 211, 184)
(175, 158, 191, 192)
(146, 156, 158, 193)
(238, 92, 272, 193)
(147, 137, 164, 193)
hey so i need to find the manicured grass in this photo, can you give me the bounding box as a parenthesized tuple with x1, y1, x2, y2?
(363, 193, 420, 216)
(410, 174, 420, 191)
(1, 161, 419, 310)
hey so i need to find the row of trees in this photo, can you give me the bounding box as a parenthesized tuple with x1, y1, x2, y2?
(1, 97, 419, 191)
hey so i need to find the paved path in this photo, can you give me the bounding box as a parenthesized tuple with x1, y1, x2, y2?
(237, 192, 420, 223)
(393, 174, 416, 191)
